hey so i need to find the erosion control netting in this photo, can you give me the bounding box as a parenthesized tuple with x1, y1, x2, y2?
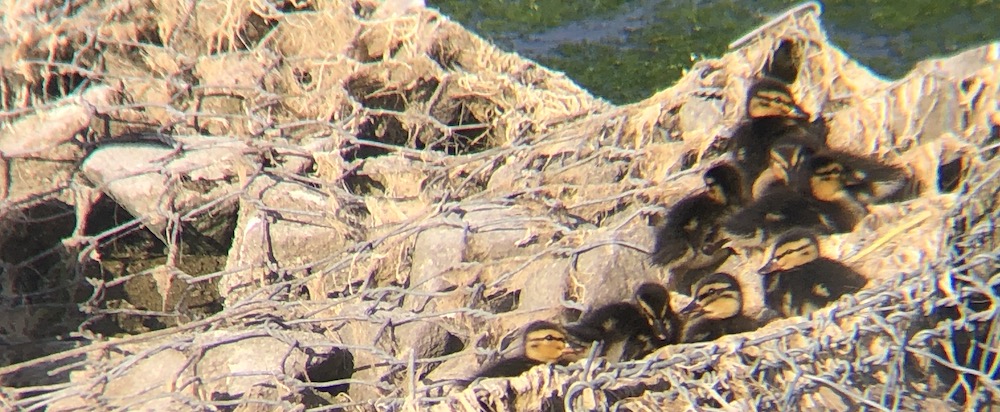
(0, 1, 998, 411)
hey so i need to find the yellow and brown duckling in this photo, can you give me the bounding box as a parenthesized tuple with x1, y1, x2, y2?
(750, 143, 812, 200)
(754, 144, 910, 204)
(651, 163, 744, 273)
(730, 77, 826, 195)
(565, 282, 681, 362)
(679, 272, 759, 343)
(723, 154, 869, 247)
(817, 149, 911, 204)
(472, 321, 579, 380)
(798, 154, 870, 231)
(758, 229, 868, 318)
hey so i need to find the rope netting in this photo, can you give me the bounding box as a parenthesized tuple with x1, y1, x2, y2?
(0, 1, 998, 411)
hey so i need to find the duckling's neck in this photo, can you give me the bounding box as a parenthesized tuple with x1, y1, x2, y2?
(752, 116, 805, 132)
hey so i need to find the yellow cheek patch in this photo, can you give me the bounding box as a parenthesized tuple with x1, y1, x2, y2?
(525, 331, 569, 363)
(705, 297, 741, 319)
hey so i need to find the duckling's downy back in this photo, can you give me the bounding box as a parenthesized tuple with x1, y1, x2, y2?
(758, 229, 868, 318)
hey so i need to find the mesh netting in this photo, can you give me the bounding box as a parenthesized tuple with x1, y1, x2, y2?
(0, 1, 998, 411)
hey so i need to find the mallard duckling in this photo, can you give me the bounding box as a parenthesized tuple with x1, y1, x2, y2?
(472, 321, 579, 379)
(817, 149, 911, 204)
(730, 77, 826, 194)
(758, 229, 868, 318)
(723, 155, 868, 246)
(651, 164, 744, 272)
(750, 143, 812, 200)
(752, 142, 910, 204)
(565, 282, 681, 361)
(679, 272, 759, 343)
(799, 155, 870, 230)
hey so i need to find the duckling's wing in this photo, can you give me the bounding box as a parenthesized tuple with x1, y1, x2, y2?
(620, 333, 669, 360)
(812, 259, 868, 296)
(813, 197, 867, 233)
(723, 189, 829, 242)
(651, 195, 725, 266)
(729, 122, 772, 186)
(774, 269, 823, 317)
(568, 303, 648, 344)
(822, 149, 912, 203)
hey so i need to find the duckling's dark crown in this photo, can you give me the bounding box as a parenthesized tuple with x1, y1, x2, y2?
(705, 163, 742, 185)
(772, 227, 820, 248)
(635, 283, 669, 307)
(694, 272, 740, 290)
(746, 76, 794, 98)
(523, 320, 562, 336)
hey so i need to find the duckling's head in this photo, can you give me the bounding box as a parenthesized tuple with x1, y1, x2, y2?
(634, 283, 673, 340)
(808, 156, 860, 201)
(704, 163, 744, 205)
(746, 77, 808, 120)
(522, 321, 575, 363)
(758, 229, 820, 274)
(680, 272, 743, 320)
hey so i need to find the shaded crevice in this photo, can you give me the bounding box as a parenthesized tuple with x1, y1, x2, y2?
(306, 349, 355, 396)
(485, 290, 520, 314)
(430, 97, 494, 155)
(938, 156, 966, 193)
(764, 39, 799, 83)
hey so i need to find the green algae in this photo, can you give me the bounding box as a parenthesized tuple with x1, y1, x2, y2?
(429, 0, 1000, 103)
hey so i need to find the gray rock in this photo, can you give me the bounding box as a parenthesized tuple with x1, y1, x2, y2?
(0, 85, 120, 158)
(47, 329, 335, 411)
(80, 141, 246, 246)
(221, 174, 364, 305)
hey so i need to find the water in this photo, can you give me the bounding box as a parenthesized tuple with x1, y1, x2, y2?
(428, 0, 1000, 103)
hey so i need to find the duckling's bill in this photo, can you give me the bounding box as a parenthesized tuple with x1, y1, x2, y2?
(678, 298, 704, 317)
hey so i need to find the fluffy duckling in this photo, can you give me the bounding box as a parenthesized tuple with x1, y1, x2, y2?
(565, 282, 681, 361)
(758, 229, 868, 318)
(819, 149, 911, 204)
(754, 144, 911, 204)
(800, 155, 870, 230)
(750, 143, 812, 200)
(472, 321, 579, 379)
(730, 77, 826, 194)
(723, 154, 868, 246)
(651, 163, 744, 272)
(679, 272, 759, 343)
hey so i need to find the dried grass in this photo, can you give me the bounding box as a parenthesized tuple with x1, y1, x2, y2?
(0, 1, 998, 411)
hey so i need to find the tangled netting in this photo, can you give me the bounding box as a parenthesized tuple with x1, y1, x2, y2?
(1, 1, 999, 411)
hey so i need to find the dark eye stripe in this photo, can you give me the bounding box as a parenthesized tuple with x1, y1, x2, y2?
(538, 335, 564, 342)
(777, 244, 813, 259)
